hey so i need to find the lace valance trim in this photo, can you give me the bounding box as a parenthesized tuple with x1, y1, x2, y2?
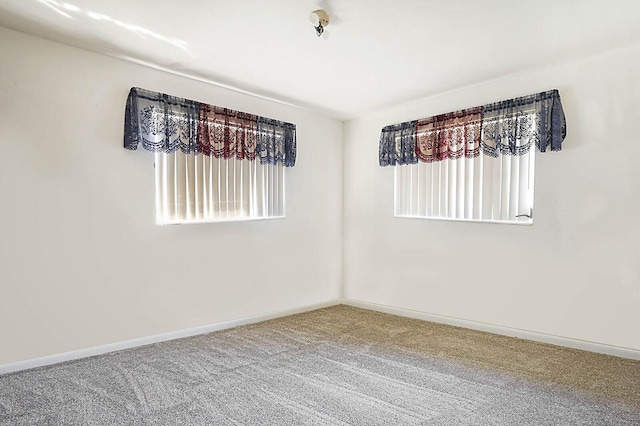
(124, 87, 297, 167)
(379, 89, 566, 166)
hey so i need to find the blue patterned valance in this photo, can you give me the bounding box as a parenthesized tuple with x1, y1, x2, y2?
(379, 89, 566, 166)
(124, 87, 297, 167)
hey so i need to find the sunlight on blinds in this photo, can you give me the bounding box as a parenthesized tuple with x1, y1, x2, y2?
(154, 151, 284, 224)
(395, 147, 534, 224)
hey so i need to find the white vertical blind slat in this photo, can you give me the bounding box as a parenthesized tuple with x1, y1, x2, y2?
(433, 162, 441, 217)
(199, 154, 206, 220)
(448, 159, 456, 218)
(517, 152, 528, 221)
(491, 156, 501, 221)
(509, 155, 520, 220)
(457, 157, 465, 219)
(224, 156, 230, 218)
(250, 158, 256, 217)
(269, 163, 275, 217)
(442, 160, 448, 217)
(171, 152, 178, 221)
(397, 166, 404, 215)
(413, 163, 420, 216)
(154, 153, 163, 223)
(500, 155, 510, 221)
(187, 152, 195, 221)
(474, 154, 483, 220)
(422, 162, 431, 217)
(465, 157, 474, 219)
(417, 162, 426, 216)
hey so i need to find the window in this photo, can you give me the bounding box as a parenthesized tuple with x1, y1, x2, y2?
(379, 90, 565, 225)
(394, 118, 536, 224)
(154, 151, 284, 224)
(123, 87, 296, 224)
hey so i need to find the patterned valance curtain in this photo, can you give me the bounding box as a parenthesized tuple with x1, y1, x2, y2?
(124, 87, 297, 167)
(379, 89, 566, 166)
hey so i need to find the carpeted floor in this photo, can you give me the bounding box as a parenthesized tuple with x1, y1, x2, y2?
(1, 305, 639, 425)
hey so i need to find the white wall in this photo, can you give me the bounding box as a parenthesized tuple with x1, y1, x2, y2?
(2, 24, 639, 367)
(0, 26, 343, 365)
(344, 42, 640, 351)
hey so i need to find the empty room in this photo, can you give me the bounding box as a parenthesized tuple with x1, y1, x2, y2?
(1, 0, 639, 424)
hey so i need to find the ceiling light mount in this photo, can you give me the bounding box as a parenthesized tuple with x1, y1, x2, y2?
(309, 10, 330, 37)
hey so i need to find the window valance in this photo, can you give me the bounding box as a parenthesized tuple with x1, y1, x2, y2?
(124, 87, 297, 167)
(379, 89, 566, 166)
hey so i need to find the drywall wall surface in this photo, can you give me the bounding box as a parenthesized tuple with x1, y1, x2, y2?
(0, 26, 342, 364)
(343, 42, 640, 351)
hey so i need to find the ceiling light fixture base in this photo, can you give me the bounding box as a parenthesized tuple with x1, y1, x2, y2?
(309, 10, 330, 37)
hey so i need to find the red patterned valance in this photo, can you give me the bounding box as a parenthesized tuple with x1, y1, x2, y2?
(416, 107, 482, 162)
(124, 87, 297, 167)
(379, 89, 566, 166)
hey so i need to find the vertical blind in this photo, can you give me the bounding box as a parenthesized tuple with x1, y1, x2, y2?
(123, 87, 295, 224)
(155, 152, 284, 224)
(395, 142, 535, 222)
(381, 90, 565, 223)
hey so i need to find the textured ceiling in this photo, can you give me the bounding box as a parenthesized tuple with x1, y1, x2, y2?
(1, 0, 640, 119)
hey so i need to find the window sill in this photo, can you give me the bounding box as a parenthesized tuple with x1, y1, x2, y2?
(157, 215, 286, 225)
(394, 214, 533, 226)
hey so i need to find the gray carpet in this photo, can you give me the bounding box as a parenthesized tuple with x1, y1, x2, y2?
(1, 305, 639, 425)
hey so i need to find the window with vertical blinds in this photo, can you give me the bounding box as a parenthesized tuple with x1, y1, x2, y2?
(154, 151, 284, 224)
(123, 87, 296, 225)
(379, 90, 566, 224)
(394, 140, 535, 223)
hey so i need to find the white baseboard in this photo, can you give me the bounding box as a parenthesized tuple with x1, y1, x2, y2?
(3, 298, 638, 375)
(0, 300, 340, 375)
(341, 299, 640, 361)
